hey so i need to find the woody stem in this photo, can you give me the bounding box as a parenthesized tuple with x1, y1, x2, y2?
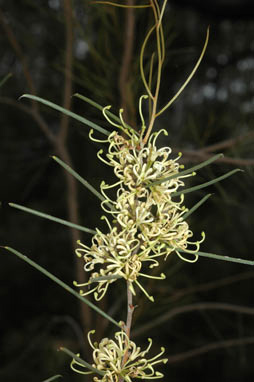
(121, 281, 134, 367)
(125, 281, 134, 338)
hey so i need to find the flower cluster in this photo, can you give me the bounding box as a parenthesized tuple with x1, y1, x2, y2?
(74, 101, 205, 301)
(71, 330, 167, 382)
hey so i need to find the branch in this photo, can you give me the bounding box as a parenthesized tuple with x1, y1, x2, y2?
(118, 0, 135, 125)
(56, 0, 92, 334)
(132, 302, 254, 337)
(174, 148, 254, 166)
(58, 0, 74, 144)
(202, 131, 254, 153)
(121, 281, 135, 368)
(166, 336, 254, 364)
(0, 8, 37, 107)
(173, 130, 254, 166)
(0, 96, 55, 143)
(125, 281, 134, 339)
(0, 0, 92, 341)
(169, 271, 254, 303)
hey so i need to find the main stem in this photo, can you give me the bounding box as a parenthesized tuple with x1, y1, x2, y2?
(142, 0, 164, 144)
(125, 281, 134, 338)
(121, 281, 134, 368)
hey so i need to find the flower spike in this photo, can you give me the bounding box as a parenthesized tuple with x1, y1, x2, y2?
(75, 122, 206, 301)
(67, 330, 167, 381)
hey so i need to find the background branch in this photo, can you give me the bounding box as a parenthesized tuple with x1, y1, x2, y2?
(175, 148, 254, 166)
(0, 0, 91, 354)
(133, 302, 254, 337)
(166, 336, 254, 364)
(0, 8, 37, 104)
(169, 271, 254, 303)
(118, 0, 135, 126)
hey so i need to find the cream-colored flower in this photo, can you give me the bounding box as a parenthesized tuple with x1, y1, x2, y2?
(74, 223, 166, 302)
(99, 128, 186, 195)
(74, 99, 205, 301)
(70, 330, 168, 382)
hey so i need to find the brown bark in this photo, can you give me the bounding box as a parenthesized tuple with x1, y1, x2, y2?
(118, 0, 136, 127)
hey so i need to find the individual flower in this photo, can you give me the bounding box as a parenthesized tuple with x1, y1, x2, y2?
(74, 222, 166, 302)
(70, 330, 168, 382)
(97, 127, 187, 197)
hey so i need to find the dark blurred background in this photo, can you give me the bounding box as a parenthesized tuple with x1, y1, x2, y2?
(0, 1, 254, 381)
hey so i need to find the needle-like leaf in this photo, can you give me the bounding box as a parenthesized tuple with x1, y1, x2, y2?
(19, 94, 110, 136)
(73, 93, 133, 130)
(0, 73, 12, 88)
(41, 375, 62, 382)
(52, 156, 106, 203)
(156, 27, 210, 117)
(147, 153, 223, 187)
(60, 347, 105, 376)
(9, 202, 96, 234)
(90, 275, 122, 283)
(177, 249, 254, 266)
(172, 169, 242, 197)
(182, 194, 212, 220)
(2, 246, 122, 327)
(93, 1, 150, 8)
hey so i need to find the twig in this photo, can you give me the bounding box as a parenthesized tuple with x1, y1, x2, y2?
(58, 0, 74, 144)
(0, 97, 56, 143)
(166, 336, 254, 364)
(118, 0, 135, 125)
(121, 281, 135, 368)
(0, 8, 37, 107)
(125, 281, 134, 339)
(0, 1, 92, 350)
(169, 271, 254, 303)
(58, 0, 92, 337)
(174, 148, 254, 166)
(132, 302, 254, 337)
(202, 131, 254, 153)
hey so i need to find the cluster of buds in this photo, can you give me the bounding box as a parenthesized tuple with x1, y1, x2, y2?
(74, 99, 205, 301)
(71, 330, 168, 382)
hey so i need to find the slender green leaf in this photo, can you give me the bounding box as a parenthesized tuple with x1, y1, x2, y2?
(177, 249, 254, 266)
(41, 375, 62, 382)
(9, 202, 96, 235)
(90, 275, 122, 283)
(60, 347, 105, 376)
(93, 1, 150, 8)
(182, 194, 212, 220)
(147, 153, 223, 187)
(3, 246, 121, 328)
(74, 93, 120, 124)
(0, 73, 12, 88)
(52, 156, 106, 205)
(157, 27, 210, 117)
(173, 169, 242, 197)
(73, 93, 133, 131)
(19, 94, 110, 136)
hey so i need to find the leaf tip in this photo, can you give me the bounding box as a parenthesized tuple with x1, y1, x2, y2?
(1, 245, 9, 250)
(18, 93, 29, 101)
